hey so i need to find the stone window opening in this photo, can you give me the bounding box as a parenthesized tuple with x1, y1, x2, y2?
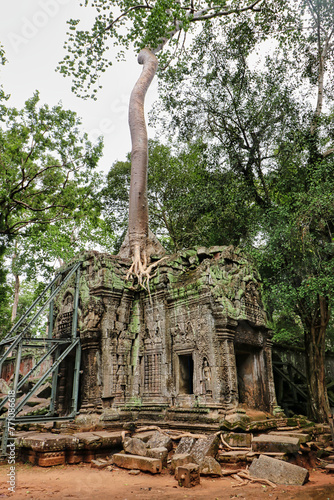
(178, 354, 194, 394)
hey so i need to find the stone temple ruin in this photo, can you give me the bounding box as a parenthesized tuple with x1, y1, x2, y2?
(52, 245, 278, 424)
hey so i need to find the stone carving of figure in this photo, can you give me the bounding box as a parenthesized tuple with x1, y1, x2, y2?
(116, 355, 126, 396)
(82, 298, 104, 330)
(201, 358, 212, 395)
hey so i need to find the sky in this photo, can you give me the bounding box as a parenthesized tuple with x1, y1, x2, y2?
(0, 0, 158, 174)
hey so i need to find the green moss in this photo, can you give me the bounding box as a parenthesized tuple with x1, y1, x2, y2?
(79, 276, 90, 307)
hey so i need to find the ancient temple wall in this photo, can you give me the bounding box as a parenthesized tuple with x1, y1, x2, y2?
(52, 247, 278, 419)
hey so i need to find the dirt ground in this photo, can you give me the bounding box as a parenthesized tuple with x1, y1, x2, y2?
(0, 463, 333, 500)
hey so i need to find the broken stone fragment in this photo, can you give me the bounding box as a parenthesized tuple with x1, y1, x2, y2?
(249, 454, 309, 485)
(176, 463, 200, 488)
(199, 456, 222, 476)
(91, 459, 114, 469)
(171, 453, 193, 473)
(146, 432, 173, 452)
(112, 453, 162, 474)
(146, 447, 168, 467)
(189, 435, 220, 465)
(123, 437, 147, 456)
(175, 437, 197, 455)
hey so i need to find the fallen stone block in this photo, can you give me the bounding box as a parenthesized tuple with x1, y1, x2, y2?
(176, 463, 200, 488)
(19, 433, 78, 452)
(171, 453, 193, 473)
(252, 434, 300, 454)
(123, 437, 147, 457)
(175, 437, 197, 455)
(92, 431, 123, 448)
(325, 464, 334, 472)
(268, 431, 311, 444)
(146, 447, 168, 467)
(112, 453, 162, 474)
(146, 432, 173, 452)
(72, 432, 102, 450)
(200, 456, 222, 476)
(190, 435, 220, 464)
(249, 454, 309, 485)
(223, 432, 251, 448)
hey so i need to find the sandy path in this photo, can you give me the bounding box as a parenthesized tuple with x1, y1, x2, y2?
(0, 463, 333, 500)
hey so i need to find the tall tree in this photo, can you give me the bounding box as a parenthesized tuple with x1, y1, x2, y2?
(58, 0, 289, 284)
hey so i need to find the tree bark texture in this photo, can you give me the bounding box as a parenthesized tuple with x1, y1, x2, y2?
(128, 48, 158, 265)
(303, 294, 330, 422)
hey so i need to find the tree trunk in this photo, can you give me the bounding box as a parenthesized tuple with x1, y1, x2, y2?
(128, 48, 157, 263)
(124, 48, 166, 285)
(303, 295, 330, 422)
(11, 273, 20, 323)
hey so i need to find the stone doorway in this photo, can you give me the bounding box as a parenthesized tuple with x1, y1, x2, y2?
(235, 349, 266, 409)
(178, 354, 194, 395)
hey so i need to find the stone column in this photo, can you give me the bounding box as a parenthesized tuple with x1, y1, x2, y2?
(80, 328, 103, 412)
(263, 337, 281, 414)
(218, 328, 239, 408)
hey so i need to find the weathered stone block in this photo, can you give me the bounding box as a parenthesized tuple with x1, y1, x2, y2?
(147, 432, 173, 452)
(251, 435, 300, 454)
(249, 454, 309, 485)
(176, 463, 200, 488)
(20, 432, 77, 452)
(92, 431, 123, 448)
(146, 447, 168, 467)
(223, 432, 252, 448)
(112, 453, 162, 474)
(36, 451, 66, 467)
(200, 456, 222, 476)
(66, 450, 85, 464)
(268, 431, 311, 444)
(171, 453, 193, 473)
(123, 437, 147, 457)
(190, 435, 220, 464)
(175, 437, 197, 455)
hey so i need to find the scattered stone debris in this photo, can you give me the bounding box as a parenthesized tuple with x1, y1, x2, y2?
(91, 458, 114, 469)
(128, 469, 140, 475)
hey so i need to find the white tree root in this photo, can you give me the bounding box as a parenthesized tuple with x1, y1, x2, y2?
(126, 244, 167, 293)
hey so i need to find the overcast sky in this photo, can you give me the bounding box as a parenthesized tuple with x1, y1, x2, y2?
(0, 0, 158, 174)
